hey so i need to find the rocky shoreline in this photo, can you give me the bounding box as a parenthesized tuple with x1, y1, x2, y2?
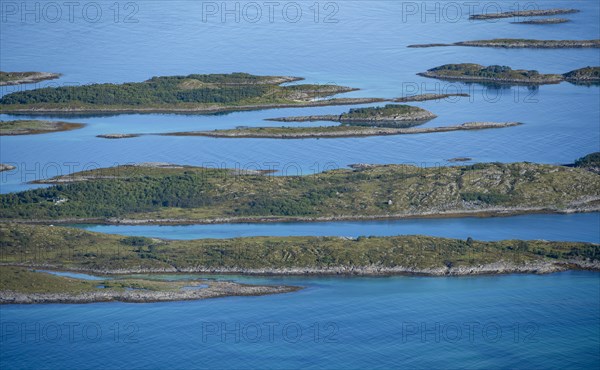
(0, 72, 61, 86)
(0, 279, 300, 304)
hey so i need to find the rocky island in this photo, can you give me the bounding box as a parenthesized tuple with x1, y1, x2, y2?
(0, 71, 61, 86)
(0, 72, 387, 114)
(469, 8, 579, 20)
(0, 120, 84, 135)
(419, 64, 600, 85)
(162, 122, 521, 139)
(393, 93, 469, 102)
(1, 154, 598, 225)
(0, 224, 598, 288)
(0, 164, 16, 172)
(511, 18, 570, 24)
(409, 39, 600, 49)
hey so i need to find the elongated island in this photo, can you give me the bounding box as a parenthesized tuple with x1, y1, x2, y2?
(0, 72, 389, 114)
(419, 64, 600, 84)
(1, 154, 598, 225)
(408, 39, 600, 48)
(161, 122, 521, 139)
(0, 223, 598, 304)
(469, 8, 579, 20)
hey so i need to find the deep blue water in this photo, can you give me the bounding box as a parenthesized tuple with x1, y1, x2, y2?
(1, 271, 599, 369)
(1, 1, 599, 368)
(1, 1, 599, 193)
(71, 212, 600, 243)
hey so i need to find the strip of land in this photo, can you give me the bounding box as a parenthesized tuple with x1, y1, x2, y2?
(469, 8, 579, 20)
(0, 224, 598, 285)
(409, 39, 600, 48)
(159, 122, 521, 139)
(0, 72, 61, 86)
(511, 18, 570, 24)
(419, 64, 600, 84)
(1, 154, 598, 225)
(393, 93, 469, 102)
(0, 120, 84, 135)
(0, 266, 299, 304)
(0, 72, 390, 114)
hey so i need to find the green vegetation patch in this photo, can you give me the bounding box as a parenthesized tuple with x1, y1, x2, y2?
(0, 224, 598, 273)
(0, 159, 598, 222)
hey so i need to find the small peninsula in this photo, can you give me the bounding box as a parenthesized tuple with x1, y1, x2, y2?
(1, 155, 598, 225)
(0, 120, 84, 135)
(0, 266, 299, 304)
(0, 225, 598, 289)
(408, 39, 600, 48)
(469, 8, 579, 20)
(419, 64, 600, 85)
(161, 122, 521, 139)
(0, 71, 61, 86)
(0, 72, 387, 114)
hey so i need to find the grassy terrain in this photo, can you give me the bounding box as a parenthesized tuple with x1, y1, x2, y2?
(469, 8, 579, 20)
(420, 64, 564, 84)
(0, 266, 198, 294)
(0, 73, 359, 113)
(1, 224, 598, 273)
(563, 67, 600, 81)
(0, 120, 84, 135)
(0, 157, 598, 223)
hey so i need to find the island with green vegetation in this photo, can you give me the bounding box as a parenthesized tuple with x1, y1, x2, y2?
(511, 18, 570, 24)
(0, 120, 84, 135)
(0, 265, 299, 304)
(0, 72, 389, 114)
(408, 39, 600, 48)
(0, 71, 61, 86)
(265, 104, 437, 126)
(562, 67, 600, 82)
(0, 224, 598, 285)
(469, 8, 579, 20)
(1, 155, 598, 225)
(97, 133, 141, 139)
(571, 152, 600, 174)
(160, 122, 521, 139)
(419, 64, 600, 84)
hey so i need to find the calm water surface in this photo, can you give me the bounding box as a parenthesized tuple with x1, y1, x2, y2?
(1, 1, 599, 368)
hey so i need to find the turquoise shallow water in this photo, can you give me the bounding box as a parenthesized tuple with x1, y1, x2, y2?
(1, 271, 599, 369)
(1, 1, 599, 368)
